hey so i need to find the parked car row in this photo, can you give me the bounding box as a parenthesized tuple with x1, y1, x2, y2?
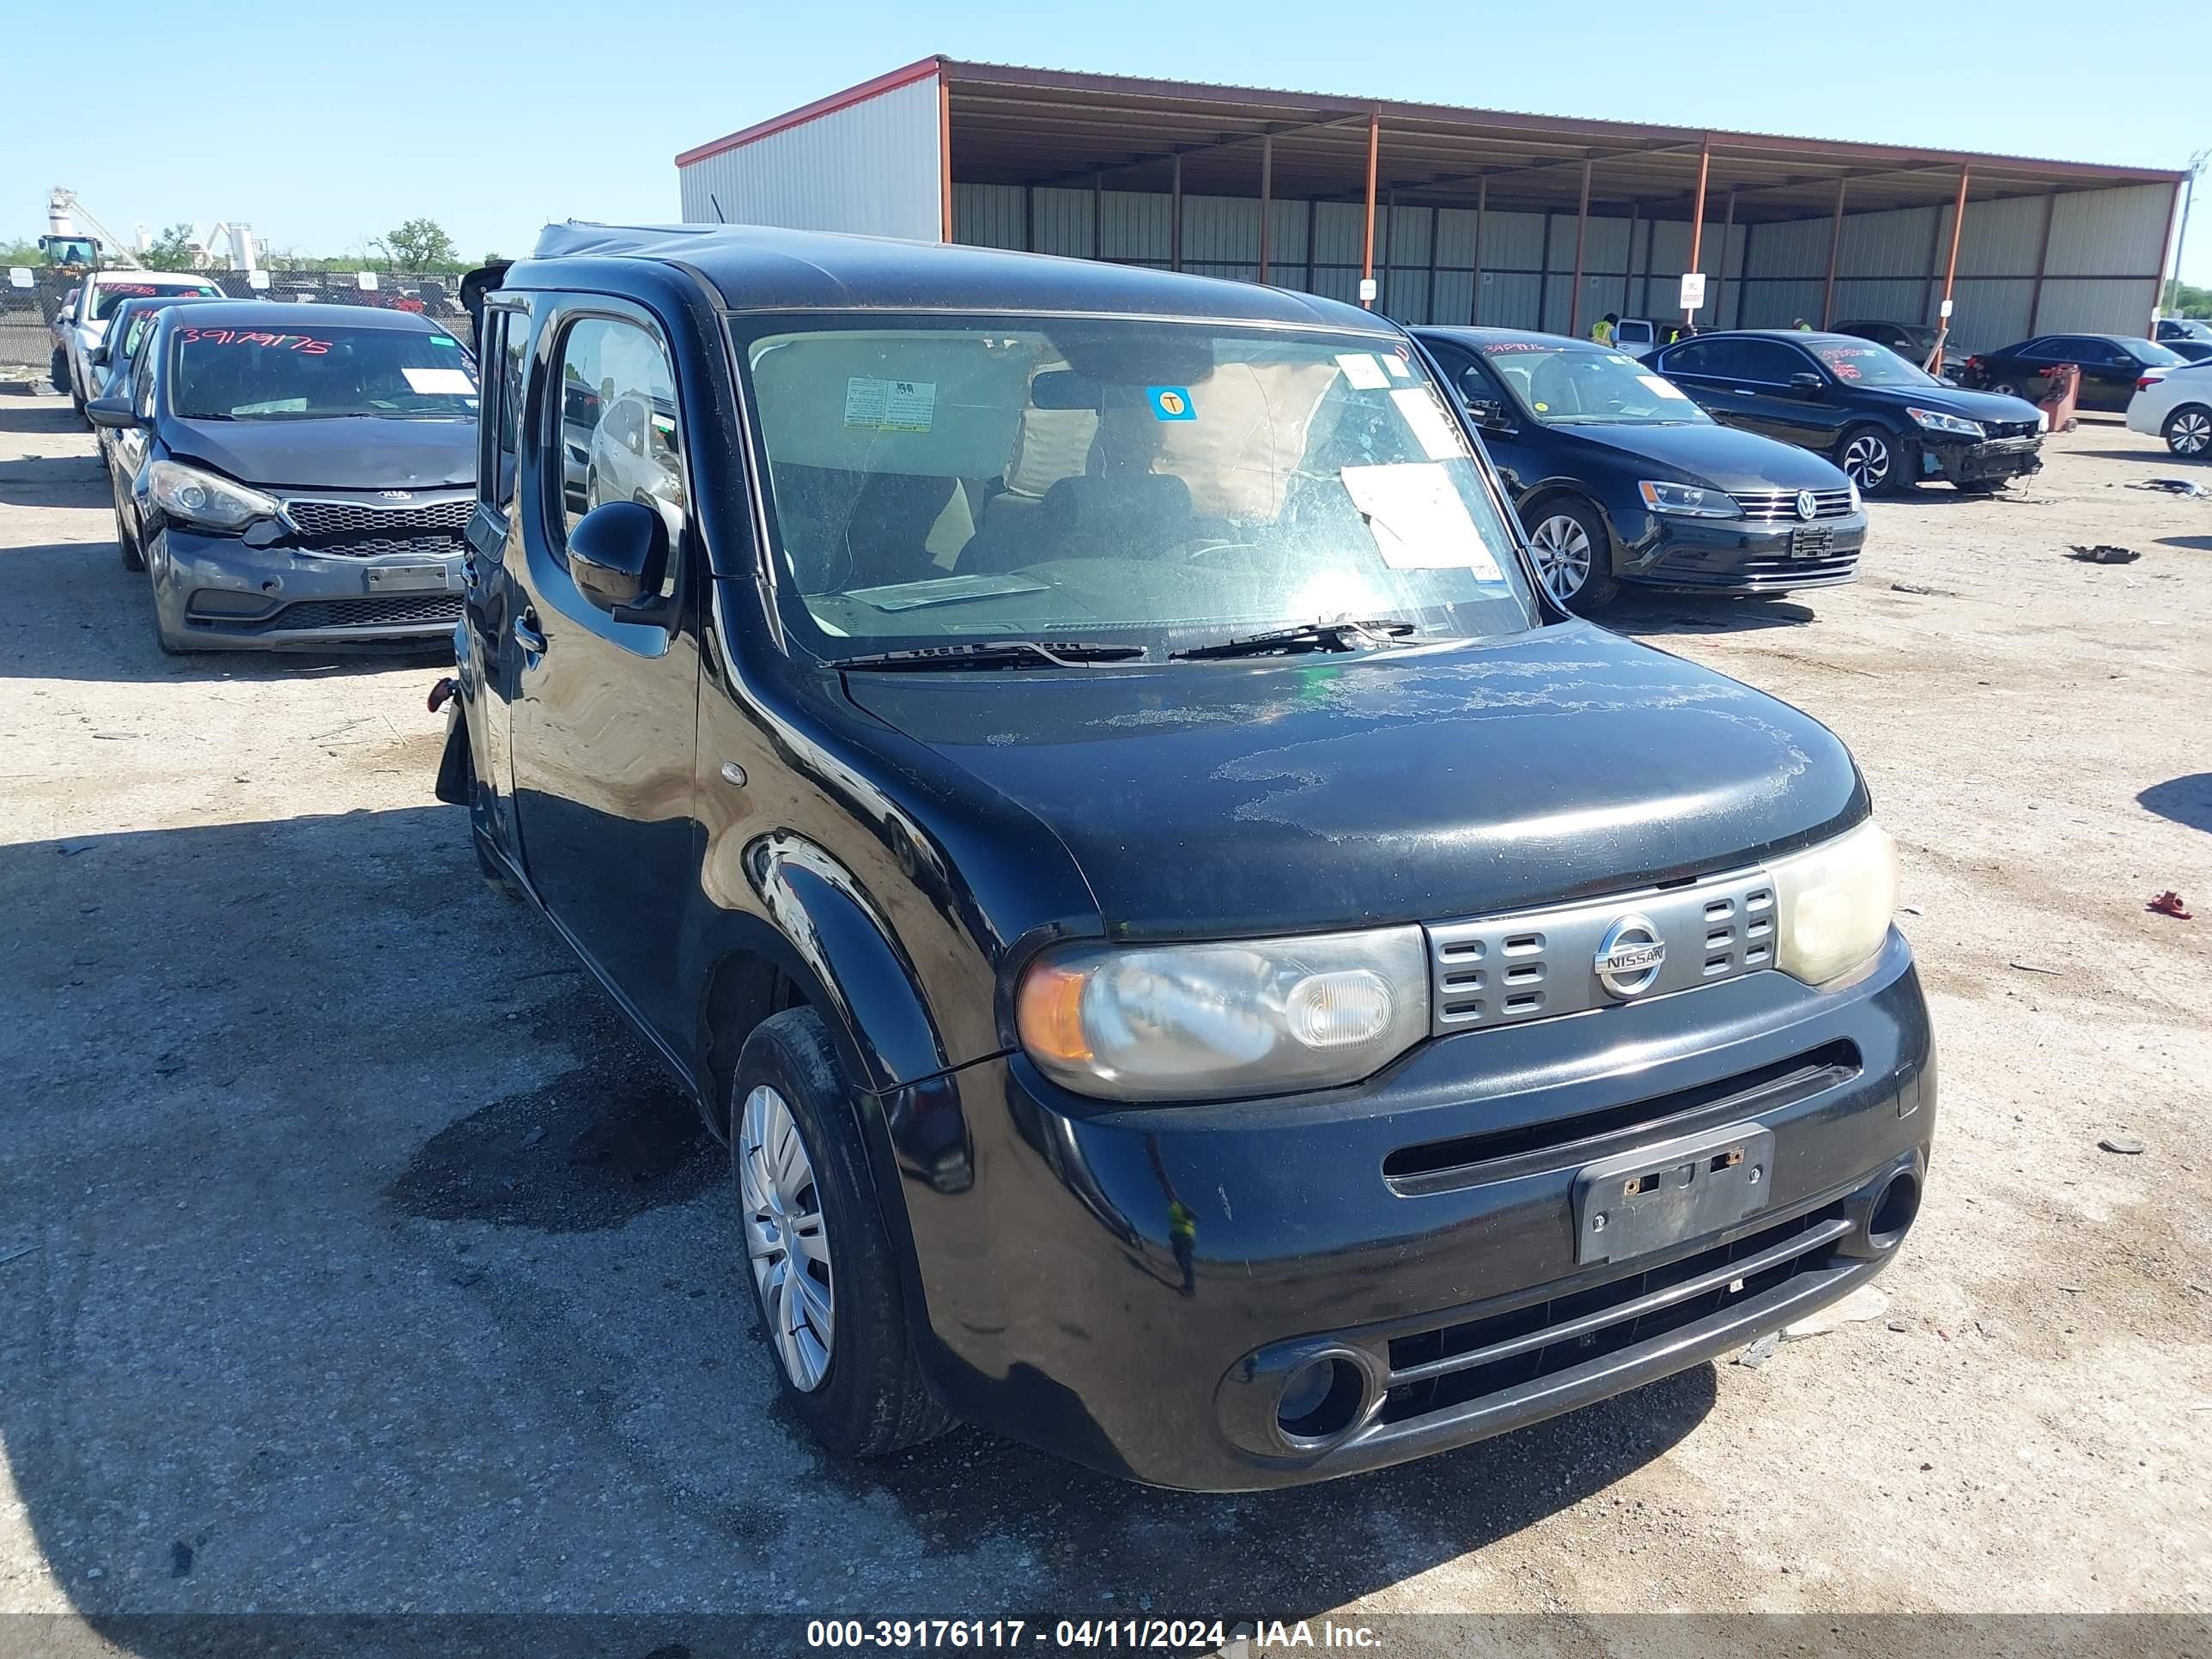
(49, 268, 224, 416)
(420, 222, 1932, 1492)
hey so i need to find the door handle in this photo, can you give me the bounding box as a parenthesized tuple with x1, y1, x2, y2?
(514, 611, 548, 654)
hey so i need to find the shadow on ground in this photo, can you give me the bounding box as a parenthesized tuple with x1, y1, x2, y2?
(2, 810, 1711, 1626)
(2139, 774, 2212, 834)
(0, 399, 81, 437)
(1609, 591, 1815, 636)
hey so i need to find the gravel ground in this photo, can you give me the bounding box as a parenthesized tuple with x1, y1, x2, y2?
(1, 391, 2207, 1643)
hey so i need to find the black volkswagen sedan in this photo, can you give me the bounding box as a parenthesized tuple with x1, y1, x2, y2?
(1960, 332, 2190, 410)
(1413, 327, 1865, 608)
(1646, 329, 2046, 495)
(87, 301, 477, 653)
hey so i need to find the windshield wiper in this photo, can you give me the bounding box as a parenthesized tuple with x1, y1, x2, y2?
(1170, 618, 1418, 661)
(824, 639, 1146, 672)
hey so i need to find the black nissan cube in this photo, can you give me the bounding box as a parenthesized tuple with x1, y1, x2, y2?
(437, 223, 1934, 1492)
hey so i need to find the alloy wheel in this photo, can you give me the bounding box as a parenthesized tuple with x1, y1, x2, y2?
(2168, 409, 2211, 457)
(1842, 434, 1892, 491)
(738, 1084, 836, 1392)
(1528, 513, 1593, 602)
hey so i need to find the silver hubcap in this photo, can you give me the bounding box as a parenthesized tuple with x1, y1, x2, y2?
(1843, 435, 1891, 489)
(1528, 514, 1593, 601)
(2172, 410, 2210, 455)
(738, 1085, 835, 1392)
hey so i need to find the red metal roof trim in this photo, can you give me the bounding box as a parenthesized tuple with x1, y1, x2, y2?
(675, 56, 945, 168)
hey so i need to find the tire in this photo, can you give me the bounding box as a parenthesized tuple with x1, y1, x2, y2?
(49, 349, 70, 394)
(1838, 425, 1905, 496)
(1522, 496, 1618, 611)
(2164, 404, 2212, 459)
(1987, 380, 2022, 400)
(143, 535, 190, 655)
(112, 471, 145, 572)
(731, 1007, 951, 1459)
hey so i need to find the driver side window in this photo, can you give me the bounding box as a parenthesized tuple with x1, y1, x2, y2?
(549, 315, 687, 590)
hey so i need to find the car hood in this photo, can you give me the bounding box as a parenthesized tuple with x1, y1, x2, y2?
(842, 621, 1866, 934)
(1856, 384, 2043, 425)
(1565, 420, 1849, 492)
(167, 416, 477, 489)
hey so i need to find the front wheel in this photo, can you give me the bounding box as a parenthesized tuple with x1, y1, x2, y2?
(49, 349, 70, 393)
(113, 476, 144, 572)
(2164, 404, 2212, 459)
(1523, 498, 1618, 611)
(1986, 380, 2022, 400)
(731, 1007, 951, 1459)
(1838, 426, 1905, 496)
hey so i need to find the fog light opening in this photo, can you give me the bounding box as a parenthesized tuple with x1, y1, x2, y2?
(1274, 1353, 1367, 1448)
(1868, 1170, 1920, 1248)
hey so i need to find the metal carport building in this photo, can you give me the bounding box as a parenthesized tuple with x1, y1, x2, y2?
(674, 58, 2188, 353)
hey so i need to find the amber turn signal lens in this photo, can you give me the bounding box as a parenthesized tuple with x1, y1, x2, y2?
(1015, 961, 1094, 1064)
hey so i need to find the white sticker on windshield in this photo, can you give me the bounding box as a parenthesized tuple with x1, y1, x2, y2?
(1381, 353, 1413, 380)
(1340, 462, 1504, 581)
(1637, 374, 1690, 400)
(843, 375, 937, 431)
(1334, 352, 1389, 390)
(402, 367, 475, 395)
(1389, 387, 1466, 461)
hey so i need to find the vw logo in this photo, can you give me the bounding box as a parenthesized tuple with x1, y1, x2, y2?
(1794, 489, 1818, 522)
(1594, 913, 1667, 1000)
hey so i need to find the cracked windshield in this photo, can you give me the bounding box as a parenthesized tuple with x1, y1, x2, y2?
(741, 320, 1538, 654)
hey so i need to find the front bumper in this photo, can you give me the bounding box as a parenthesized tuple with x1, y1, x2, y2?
(1918, 434, 2044, 485)
(1624, 508, 1869, 594)
(887, 930, 1932, 1490)
(149, 524, 464, 653)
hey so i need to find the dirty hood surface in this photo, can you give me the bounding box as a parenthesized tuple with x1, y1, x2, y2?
(169, 416, 476, 490)
(842, 621, 1865, 934)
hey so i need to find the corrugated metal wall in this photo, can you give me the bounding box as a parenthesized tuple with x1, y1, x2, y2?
(1733, 182, 2174, 349)
(953, 183, 1756, 334)
(676, 73, 943, 243)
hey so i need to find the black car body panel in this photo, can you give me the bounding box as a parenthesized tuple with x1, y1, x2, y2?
(1962, 332, 2188, 412)
(1649, 328, 2045, 492)
(441, 225, 1934, 1489)
(1415, 326, 1866, 596)
(110, 301, 475, 651)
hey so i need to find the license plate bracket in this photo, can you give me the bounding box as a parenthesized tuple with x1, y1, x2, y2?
(1572, 1121, 1776, 1265)
(364, 564, 448, 594)
(1790, 525, 1834, 559)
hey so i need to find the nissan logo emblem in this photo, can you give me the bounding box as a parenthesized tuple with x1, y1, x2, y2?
(1594, 913, 1668, 1000)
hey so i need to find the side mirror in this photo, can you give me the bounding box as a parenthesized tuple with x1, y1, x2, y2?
(83, 396, 137, 428)
(568, 500, 669, 618)
(88, 344, 110, 367)
(1789, 372, 1825, 395)
(1467, 397, 1514, 433)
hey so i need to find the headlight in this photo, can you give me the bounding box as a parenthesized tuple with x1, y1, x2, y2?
(1907, 406, 1984, 438)
(1637, 480, 1738, 518)
(1015, 927, 1430, 1101)
(1846, 477, 1862, 511)
(1768, 819, 1899, 987)
(143, 459, 278, 532)
(2036, 408, 2051, 434)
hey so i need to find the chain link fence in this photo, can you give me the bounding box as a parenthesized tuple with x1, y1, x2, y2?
(2, 266, 472, 379)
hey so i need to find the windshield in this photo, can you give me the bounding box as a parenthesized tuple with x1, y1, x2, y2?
(1810, 340, 1935, 387)
(2130, 338, 2187, 367)
(737, 317, 1538, 656)
(94, 281, 219, 320)
(1478, 342, 1711, 427)
(169, 324, 477, 421)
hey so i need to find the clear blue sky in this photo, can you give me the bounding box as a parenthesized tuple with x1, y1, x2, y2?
(5, 0, 2205, 283)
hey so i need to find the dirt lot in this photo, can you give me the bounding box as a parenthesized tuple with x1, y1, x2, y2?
(1, 390, 2207, 1642)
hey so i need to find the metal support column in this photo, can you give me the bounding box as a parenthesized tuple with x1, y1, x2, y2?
(1468, 177, 1486, 324)
(1023, 185, 1034, 254)
(1360, 110, 1380, 308)
(1682, 134, 1711, 329)
(1712, 190, 1736, 329)
(1170, 153, 1182, 272)
(1425, 204, 1440, 324)
(1820, 175, 1848, 328)
(1568, 158, 1592, 337)
(1257, 134, 1273, 284)
(1622, 199, 1639, 318)
(2026, 189, 2057, 335)
(937, 74, 955, 244)
(1935, 167, 1970, 370)
(1092, 171, 1103, 260)
(1304, 198, 1317, 294)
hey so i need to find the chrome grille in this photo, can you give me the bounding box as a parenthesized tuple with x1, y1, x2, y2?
(283, 497, 473, 538)
(1729, 488, 1856, 522)
(1425, 868, 1776, 1035)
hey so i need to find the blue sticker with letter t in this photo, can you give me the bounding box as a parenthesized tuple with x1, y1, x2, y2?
(1148, 386, 1195, 421)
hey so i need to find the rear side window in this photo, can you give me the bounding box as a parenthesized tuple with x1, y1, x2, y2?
(1735, 341, 1810, 383)
(476, 308, 526, 517)
(548, 315, 686, 580)
(1662, 338, 1733, 377)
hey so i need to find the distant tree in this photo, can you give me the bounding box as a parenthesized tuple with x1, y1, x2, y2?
(141, 222, 200, 271)
(375, 217, 459, 272)
(481, 252, 503, 265)
(2170, 280, 2211, 319)
(0, 238, 42, 266)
